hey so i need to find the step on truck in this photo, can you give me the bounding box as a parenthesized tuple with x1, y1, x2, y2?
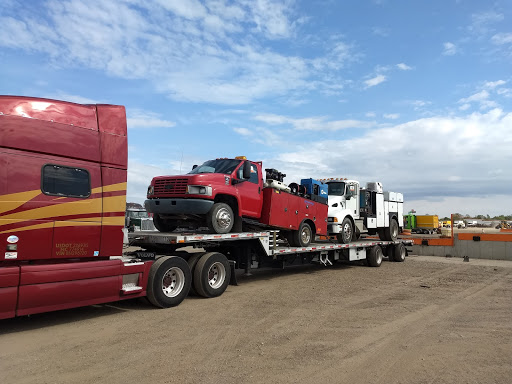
(0, 96, 411, 320)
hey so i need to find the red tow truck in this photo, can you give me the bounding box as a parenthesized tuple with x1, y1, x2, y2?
(0, 96, 412, 321)
(145, 159, 328, 247)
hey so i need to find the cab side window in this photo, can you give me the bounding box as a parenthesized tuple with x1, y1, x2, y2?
(248, 164, 259, 184)
(42, 164, 91, 198)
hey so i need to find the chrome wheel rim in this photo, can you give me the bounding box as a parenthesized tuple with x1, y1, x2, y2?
(343, 222, 352, 240)
(301, 226, 312, 245)
(161, 267, 185, 297)
(216, 207, 232, 230)
(208, 261, 226, 289)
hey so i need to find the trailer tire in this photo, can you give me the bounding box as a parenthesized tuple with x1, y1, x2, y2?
(153, 214, 178, 233)
(147, 256, 191, 308)
(336, 217, 353, 244)
(292, 221, 313, 247)
(207, 203, 234, 234)
(384, 218, 399, 241)
(367, 245, 383, 267)
(393, 243, 406, 262)
(194, 252, 231, 298)
(186, 252, 206, 295)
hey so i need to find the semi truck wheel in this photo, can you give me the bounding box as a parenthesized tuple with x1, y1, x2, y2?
(153, 214, 178, 232)
(367, 245, 383, 267)
(393, 243, 406, 262)
(384, 218, 399, 241)
(336, 217, 353, 244)
(292, 221, 313, 247)
(207, 203, 234, 234)
(147, 256, 192, 308)
(194, 252, 231, 298)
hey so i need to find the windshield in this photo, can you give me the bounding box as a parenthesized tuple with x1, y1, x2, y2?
(127, 211, 149, 218)
(188, 159, 241, 175)
(327, 182, 345, 196)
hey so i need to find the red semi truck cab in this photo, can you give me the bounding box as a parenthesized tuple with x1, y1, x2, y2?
(145, 157, 328, 245)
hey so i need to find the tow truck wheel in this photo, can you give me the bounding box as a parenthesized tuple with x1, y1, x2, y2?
(194, 252, 231, 298)
(336, 217, 353, 244)
(384, 218, 399, 241)
(293, 221, 313, 247)
(147, 256, 192, 308)
(393, 243, 406, 262)
(153, 214, 177, 233)
(367, 245, 383, 267)
(207, 203, 234, 234)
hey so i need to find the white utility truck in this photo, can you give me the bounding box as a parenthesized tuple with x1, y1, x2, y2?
(323, 179, 404, 244)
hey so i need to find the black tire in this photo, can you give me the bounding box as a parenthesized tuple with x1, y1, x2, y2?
(186, 252, 205, 296)
(147, 256, 191, 308)
(194, 252, 231, 298)
(352, 227, 361, 241)
(377, 228, 386, 241)
(367, 245, 383, 267)
(292, 221, 313, 247)
(384, 218, 399, 241)
(207, 203, 234, 234)
(336, 217, 353, 244)
(153, 214, 177, 233)
(393, 243, 406, 262)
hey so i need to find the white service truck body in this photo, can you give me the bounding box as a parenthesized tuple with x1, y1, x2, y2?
(324, 179, 404, 244)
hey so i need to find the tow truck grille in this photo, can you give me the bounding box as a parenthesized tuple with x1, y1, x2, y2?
(153, 178, 188, 196)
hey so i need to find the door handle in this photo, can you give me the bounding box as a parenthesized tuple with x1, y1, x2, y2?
(258, 187, 261, 194)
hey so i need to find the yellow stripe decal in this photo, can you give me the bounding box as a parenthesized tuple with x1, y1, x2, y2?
(0, 190, 41, 214)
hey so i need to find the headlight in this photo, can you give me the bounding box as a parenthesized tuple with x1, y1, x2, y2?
(187, 185, 212, 196)
(147, 185, 154, 196)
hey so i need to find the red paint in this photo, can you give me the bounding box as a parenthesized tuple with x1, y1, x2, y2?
(0, 96, 136, 319)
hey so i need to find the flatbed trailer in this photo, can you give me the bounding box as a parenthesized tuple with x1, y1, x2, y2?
(128, 230, 413, 300)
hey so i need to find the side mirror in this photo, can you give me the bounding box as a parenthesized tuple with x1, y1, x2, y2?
(346, 195, 351, 200)
(192, 165, 198, 170)
(242, 161, 251, 179)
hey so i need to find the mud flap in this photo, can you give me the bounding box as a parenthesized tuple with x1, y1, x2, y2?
(229, 260, 238, 286)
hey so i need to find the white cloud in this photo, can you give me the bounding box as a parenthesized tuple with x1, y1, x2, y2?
(484, 80, 506, 89)
(269, 109, 512, 217)
(365, 112, 376, 118)
(43, 92, 98, 104)
(383, 113, 399, 119)
(233, 127, 252, 136)
(459, 90, 489, 103)
(491, 33, 512, 45)
(364, 74, 387, 88)
(127, 110, 176, 129)
(396, 63, 412, 70)
(459, 103, 471, 111)
(253, 113, 375, 131)
(442, 42, 457, 56)
(0, 0, 355, 105)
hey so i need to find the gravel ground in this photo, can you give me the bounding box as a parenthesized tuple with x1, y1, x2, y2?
(1, 255, 511, 384)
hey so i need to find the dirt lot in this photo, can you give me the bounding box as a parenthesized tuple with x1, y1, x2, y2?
(1, 255, 511, 384)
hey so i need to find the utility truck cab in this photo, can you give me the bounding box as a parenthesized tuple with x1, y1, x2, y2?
(324, 179, 404, 244)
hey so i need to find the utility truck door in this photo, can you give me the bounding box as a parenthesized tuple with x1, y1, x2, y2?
(234, 162, 262, 218)
(345, 183, 359, 218)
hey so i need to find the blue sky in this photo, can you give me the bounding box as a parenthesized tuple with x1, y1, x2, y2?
(1, 0, 511, 217)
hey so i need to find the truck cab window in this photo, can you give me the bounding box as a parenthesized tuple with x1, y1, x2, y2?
(188, 159, 241, 175)
(42, 164, 91, 198)
(238, 163, 259, 184)
(327, 182, 345, 196)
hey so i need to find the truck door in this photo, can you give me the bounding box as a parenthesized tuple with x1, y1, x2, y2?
(345, 182, 359, 219)
(234, 162, 263, 218)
